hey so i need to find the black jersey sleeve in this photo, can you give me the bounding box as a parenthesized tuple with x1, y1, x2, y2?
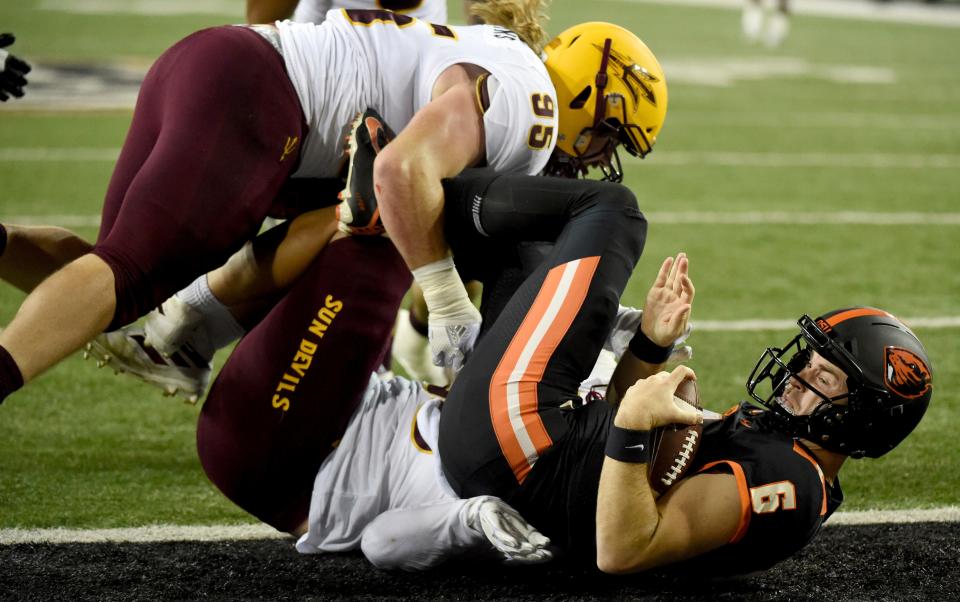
(684, 406, 842, 575)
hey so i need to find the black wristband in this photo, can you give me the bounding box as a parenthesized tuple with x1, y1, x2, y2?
(628, 328, 674, 364)
(605, 423, 653, 464)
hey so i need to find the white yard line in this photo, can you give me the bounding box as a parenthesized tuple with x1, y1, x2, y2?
(6, 212, 960, 228)
(4, 148, 960, 170)
(646, 211, 960, 225)
(615, 0, 960, 27)
(671, 111, 960, 131)
(38, 0, 238, 16)
(693, 317, 960, 331)
(2, 506, 957, 543)
(0, 148, 120, 162)
(633, 151, 960, 169)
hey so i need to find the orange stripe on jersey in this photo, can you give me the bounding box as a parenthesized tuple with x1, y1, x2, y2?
(792, 441, 828, 516)
(825, 307, 891, 327)
(698, 460, 752, 543)
(489, 256, 601, 484)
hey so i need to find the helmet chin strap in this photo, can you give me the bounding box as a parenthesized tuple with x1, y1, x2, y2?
(593, 38, 613, 129)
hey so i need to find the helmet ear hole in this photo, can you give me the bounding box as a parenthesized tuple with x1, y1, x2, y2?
(570, 86, 592, 109)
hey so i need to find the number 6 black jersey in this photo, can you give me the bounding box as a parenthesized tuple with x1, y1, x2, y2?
(683, 402, 845, 576)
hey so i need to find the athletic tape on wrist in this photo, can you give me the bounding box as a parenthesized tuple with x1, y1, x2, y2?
(605, 423, 652, 464)
(628, 328, 674, 364)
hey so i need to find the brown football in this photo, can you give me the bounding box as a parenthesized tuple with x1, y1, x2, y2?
(647, 377, 703, 495)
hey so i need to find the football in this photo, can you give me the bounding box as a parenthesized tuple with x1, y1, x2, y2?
(648, 377, 703, 495)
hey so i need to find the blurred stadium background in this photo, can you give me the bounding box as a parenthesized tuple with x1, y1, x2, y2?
(1, 0, 958, 598)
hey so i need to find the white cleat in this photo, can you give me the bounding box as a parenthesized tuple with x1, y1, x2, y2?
(391, 309, 450, 387)
(742, 1, 764, 43)
(84, 326, 211, 404)
(764, 11, 790, 48)
(143, 296, 213, 360)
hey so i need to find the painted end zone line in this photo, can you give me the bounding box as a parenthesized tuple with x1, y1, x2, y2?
(2, 507, 957, 544)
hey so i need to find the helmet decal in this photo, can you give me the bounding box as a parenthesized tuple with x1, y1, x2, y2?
(594, 44, 660, 108)
(884, 346, 932, 400)
(815, 318, 833, 334)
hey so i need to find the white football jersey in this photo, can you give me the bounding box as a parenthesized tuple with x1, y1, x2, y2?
(276, 10, 558, 178)
(296, 375, 452, 553)
(292, 0, 447, 25)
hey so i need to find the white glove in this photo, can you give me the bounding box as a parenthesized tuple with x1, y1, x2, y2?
(464, 496, 553, 565)
(413, 257, 482, 373)
(428, 318, 481, 373)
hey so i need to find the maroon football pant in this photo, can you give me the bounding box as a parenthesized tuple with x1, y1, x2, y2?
(92, 26, 305, 329)
(197, 237, 412, 532)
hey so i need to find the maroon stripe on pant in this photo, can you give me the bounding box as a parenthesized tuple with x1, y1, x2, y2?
(197, 237, 412, 532)
(92, 26, 305, 329)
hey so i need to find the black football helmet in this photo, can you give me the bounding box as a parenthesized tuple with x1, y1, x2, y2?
(746, 307, 933, 458)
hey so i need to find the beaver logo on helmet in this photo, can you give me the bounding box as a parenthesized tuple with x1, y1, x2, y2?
(884, 347, 932, 400)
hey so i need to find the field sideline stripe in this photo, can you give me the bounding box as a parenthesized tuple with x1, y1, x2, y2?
(4, 148, 960, 169)
(2, 507, 958, 544)
(5, 212, 960, 228)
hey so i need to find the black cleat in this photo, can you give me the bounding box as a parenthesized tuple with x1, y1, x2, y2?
(337, 108, 396, 235)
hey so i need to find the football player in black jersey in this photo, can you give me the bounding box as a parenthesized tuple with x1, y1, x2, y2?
(434, 171, 933, 575)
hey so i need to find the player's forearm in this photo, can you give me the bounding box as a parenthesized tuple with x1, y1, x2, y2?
(596, 456, 661, 574)
(207, 207, 337, 306)
(373, 149, 449, 270)
(606, 351, 666, 406)
(246, 0, 299, 23)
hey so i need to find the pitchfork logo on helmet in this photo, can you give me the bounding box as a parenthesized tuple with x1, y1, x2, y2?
(746, 307, 934, 458)
(542, 22, 668, 183)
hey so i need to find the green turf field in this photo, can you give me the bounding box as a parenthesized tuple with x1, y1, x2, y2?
(0, 0, 957, 528)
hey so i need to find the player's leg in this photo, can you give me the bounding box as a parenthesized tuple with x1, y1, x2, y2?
(93, 26, 304, 329)
(197, 235, 413, 532)
(0, 27, 303, 400)
(0, 224, 92, 293)
(438, 173, 647, 498)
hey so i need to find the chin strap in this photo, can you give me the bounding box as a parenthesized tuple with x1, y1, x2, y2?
(592, 38, 612, 128)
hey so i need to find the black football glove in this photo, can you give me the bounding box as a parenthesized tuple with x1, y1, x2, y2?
(0, 33, 31, 102)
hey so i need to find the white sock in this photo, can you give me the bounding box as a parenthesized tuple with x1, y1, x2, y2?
(176, 276, 246, 349)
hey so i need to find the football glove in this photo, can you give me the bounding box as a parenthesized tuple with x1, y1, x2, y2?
(464, 496, 553, 565)
(428, 317, 481, 374)
(0, 33, 31, 102)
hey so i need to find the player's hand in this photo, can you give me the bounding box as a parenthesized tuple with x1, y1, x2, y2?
(616, 365, 702, 431)
(465, 496, 553, 565)
(428, 315, 481, 373)
(640, 253, 695, 348)
(608, 304, 694, 363)
(0, 33, 31, 102)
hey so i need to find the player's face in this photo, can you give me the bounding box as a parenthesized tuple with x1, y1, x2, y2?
(778, 351, 848, 416)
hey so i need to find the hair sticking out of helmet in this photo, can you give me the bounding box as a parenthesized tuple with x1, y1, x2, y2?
(542, 22, 668, 182)
(468, 0, 551, 53)
(746, 307, 933, 458)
